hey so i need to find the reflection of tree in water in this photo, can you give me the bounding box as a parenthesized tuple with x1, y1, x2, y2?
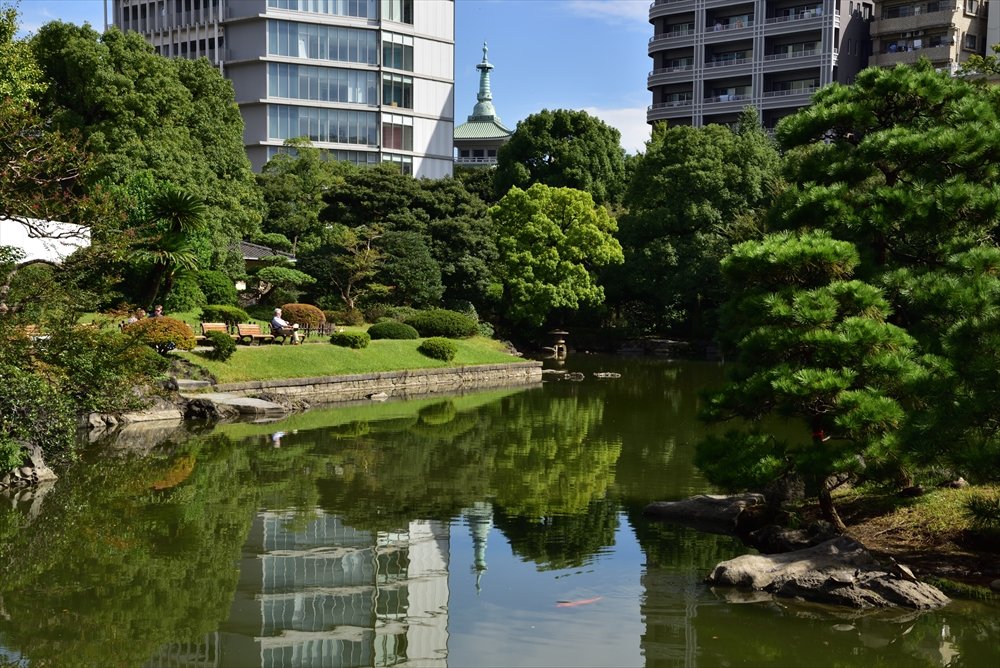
(315, 399, 502, 531)
(490, 394, 620, 518)
(493, 498, 619, 571)
(0, 434, 258, 666)
(681, 600, 1000, 668)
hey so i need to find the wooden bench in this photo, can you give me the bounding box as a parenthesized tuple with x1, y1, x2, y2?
(237, 323, 274, 345)
(270, 325, 296, 345)
(195, 322, 238, 345)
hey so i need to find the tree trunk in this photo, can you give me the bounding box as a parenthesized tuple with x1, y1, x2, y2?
(818, 480, 847, 534)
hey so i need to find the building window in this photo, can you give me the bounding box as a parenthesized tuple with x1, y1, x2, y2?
(382, 73, 413, 108)
(382, 153, 413, 175)
(268, 63, 377, 105)
(382, 32, 414, 70)
(268, 105, 378, 145)
(382, 113, 413, 150)
(964, 33, 977, 50)
(382, 0, 413, 24)
(965, 0, 979, 14)
(267, 19, 377, 64)
(267, 0, 378, 19)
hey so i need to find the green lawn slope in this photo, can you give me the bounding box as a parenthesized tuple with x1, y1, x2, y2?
(175, 335, 523, 383)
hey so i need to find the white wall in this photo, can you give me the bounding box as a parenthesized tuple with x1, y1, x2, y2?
(414, 37, 453, 80)
(413, 0, 454, 42)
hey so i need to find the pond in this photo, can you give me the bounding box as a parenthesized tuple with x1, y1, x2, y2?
(0, 355, 997, 667)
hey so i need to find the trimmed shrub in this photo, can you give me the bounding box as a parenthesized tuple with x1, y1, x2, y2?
(197, 270, 238, 306)
(404, 309, 477, 338)
(124, 317, 196, 354)
(367, 321, 419, 340)
(331, 331, 370, 349)
(477, 321, 495, 338)
(204, 330, 237, 361)
(200, 304, 250, 327)
(418, 337, 457, 361)
(363, 303, 418, 323)
(280, 303, 326, 328)
(164, 274, 207, 312)
(328, 308, 364, 326)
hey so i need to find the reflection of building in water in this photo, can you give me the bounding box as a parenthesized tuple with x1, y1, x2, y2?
(462, 501, 494, 593)
(148, 511, 449, 667)
(638, 569, 702, 668)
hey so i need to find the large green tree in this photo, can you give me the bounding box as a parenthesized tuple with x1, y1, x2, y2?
(257, 138, 351, 255)
(766, 61, 1000, 481)
(495, 109, 627, 206)
(30, 22, 262, 275)
(317, 164, 498, 310)
(489, 184, 623, 328)
(614, 108, 780, 337)
(699, 231, 927, 530)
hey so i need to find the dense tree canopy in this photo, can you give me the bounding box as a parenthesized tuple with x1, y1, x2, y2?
(489, 184, 623, 328)
(495, 109, 627, 206)
(30, 22, 262, 275)
(315, 164, 497, 311)
(257, 139, 351, 255)
(614, 108, 780, 337)
(699, 231, 927, 529)
(704, 62, 1000, 507)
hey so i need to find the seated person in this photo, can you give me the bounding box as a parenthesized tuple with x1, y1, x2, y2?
(270, 308, 301, 344)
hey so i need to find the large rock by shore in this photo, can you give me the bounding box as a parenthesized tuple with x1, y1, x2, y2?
(643, 493, 767, 534)
(706, 535, 951, 610)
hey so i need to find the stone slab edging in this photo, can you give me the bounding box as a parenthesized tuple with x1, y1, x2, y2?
(210, 361, 543, 403)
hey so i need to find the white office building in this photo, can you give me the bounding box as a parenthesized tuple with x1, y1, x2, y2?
(113, 0, 455, 177)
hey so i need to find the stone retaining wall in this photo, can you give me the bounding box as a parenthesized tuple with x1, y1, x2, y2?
(212, 361, 543, 403)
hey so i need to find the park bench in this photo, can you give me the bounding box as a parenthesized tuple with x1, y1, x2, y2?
(269, 324, 297, 345)
(196, 322, 238, 345)
(237, 323, 274, 345)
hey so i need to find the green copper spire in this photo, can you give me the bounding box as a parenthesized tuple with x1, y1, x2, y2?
(470, 42, 500, 122)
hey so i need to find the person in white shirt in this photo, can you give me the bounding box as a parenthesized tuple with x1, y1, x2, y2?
(270, 308, 301, 344)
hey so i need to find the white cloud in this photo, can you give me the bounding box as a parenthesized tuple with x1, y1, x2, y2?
(584, 106, 650, 154)
(565, 0, 650, 27)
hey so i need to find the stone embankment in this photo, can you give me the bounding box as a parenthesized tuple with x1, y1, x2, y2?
(644, 494, 951, 610)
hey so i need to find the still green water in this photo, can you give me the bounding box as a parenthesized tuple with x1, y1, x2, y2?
(0, 356, 996, 668)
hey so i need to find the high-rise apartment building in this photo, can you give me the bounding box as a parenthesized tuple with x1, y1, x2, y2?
(648, 0, 989, 131)
(869, 0, 988, 72)
(113, 0, 455, 178)
(647, 0, 872, 130)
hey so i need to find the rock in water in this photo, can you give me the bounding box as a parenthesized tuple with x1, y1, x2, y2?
(705, 536, 950, 610)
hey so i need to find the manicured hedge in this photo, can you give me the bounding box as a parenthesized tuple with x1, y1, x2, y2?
(367, 321, 419, 340)
(204, 330, 237, 361)
(404, 309, 477, 338)
(417, 337, 457, 361)
(200, 304, 250, 327)
(331, 331, 370, 349)
(327, 308, 364, 326)
(124, 316, 196, 354)
(280, 303, 326, 328)
(197, 270, 238, 306)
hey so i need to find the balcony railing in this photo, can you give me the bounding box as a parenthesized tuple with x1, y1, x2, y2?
(649, 99, 694, 110)
(454, 156, 497, 165)
(764, 48, 820, 61)
(706, 20, 755, 32)
(880, 2, 956, 19)
(765, 9, 824, 24)
(705, 94, 750, 104)
(649, 64, 695, 76)
(762, 86, 819, 98)
(704, 56, 752, 68)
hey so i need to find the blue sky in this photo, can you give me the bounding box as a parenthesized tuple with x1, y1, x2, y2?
(16, 0, 652, 153)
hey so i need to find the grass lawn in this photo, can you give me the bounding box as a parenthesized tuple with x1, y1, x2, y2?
(175, 335, 524, 383)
